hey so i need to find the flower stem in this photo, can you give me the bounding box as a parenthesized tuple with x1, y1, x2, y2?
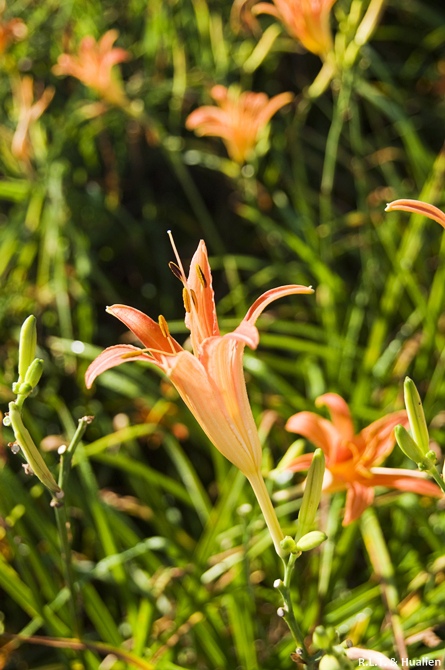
(280, 552, 310, 662)
(247, 470, 285, 558)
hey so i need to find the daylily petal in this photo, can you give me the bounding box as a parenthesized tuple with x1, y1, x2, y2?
(286, 411, 340, 462)
(369, 467, 443, 497)
(285, 452, 314, 472)
(359, 410, 408, 466)
(167, 349, 261, 476)
(385, 199, 445, 229)
(107, 304, 182, 356)
(185, 240, 220, 351)
(316, 393, 354, 441)
(85, 344, 154, 388)
(244, 284, 314, 324)
(201, 333, 263, 469)
(343, 482, 375, 525)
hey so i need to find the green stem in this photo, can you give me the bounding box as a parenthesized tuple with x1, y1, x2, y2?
(54, 416, 94, 638)
(278, 552, 309, 662)
(247, 470, 285, 558)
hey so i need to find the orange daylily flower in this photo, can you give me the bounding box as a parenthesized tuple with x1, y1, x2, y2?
(385, 199, 445, 229)
(252, 0, 337, 58)
(53, 30, 130, 106)
(185, 84, 293, 164)
(0, 11, 27, 54)
(286, 393, 441, 525)
(11, 76, 54, 163)
(86, 236, 313, 556)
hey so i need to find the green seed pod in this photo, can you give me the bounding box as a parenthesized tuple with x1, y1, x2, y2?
(295, 448, 325, 541)
(394, 425, 425, 465)
(23, 358, 44, 390)
(295, 530, 327, 552)
(280, 535, 298, 554)
(404, 377, 429, 457)
(18, 316, 37, 383)
(8, 402, 61, 496)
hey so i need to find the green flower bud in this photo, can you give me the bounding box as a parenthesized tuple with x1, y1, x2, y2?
(295, 448, 325, 541)
(404, 377, 429, 457)
(295, 530, 327, 552)
(319, 654, 341, 670)
(280, 535, 298, 554)
(312, 625, 336, 650)
(18, 316, 37, 383)
(8, 402, 62, 496)
(394, 425, 425, 465)
(24, 358, 44, 390)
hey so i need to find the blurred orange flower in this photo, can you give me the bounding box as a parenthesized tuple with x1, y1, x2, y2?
(0, 1, 27, 54)
(252, 0, 336, 58)
(286, 393, 441, 525)
(53, 30, 130, 106)
(11, 76, 54, 163)
(185, 84, 293, 164)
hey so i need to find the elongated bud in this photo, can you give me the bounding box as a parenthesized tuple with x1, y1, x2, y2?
(394, 425, 425, 465)
(18, 316, 37, 382)
(24, 358, 44, 390)
(404, 377, 429, 456)
(8, 402, 62, 496)
(295, 448, 325, 541)
(295, 530, 327, 552)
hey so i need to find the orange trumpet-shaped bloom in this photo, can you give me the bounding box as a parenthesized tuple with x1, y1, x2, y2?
(53, 30, 130, 106)
(253, 0, 337, 58)
(385, 199, 445, 229)
(286, 393, 441, 525)
(186, 84, 293, 164)
(11, 76, 54, 163)
(86, 237, 313, 555)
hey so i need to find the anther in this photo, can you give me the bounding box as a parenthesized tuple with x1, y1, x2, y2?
(190, 289, 198, 309)
(196, 264, 207, 288)
(158, 315, 170, 338)
(168, 261, 183, 282)
(183, 288, 191, 313)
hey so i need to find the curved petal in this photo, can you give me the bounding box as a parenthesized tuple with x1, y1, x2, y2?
(286, 411, 339, 462)
(343, 482, 375, 525)
(369, 467, 443, 497)
(256, 91, 294, 127)
(85, 345, 154, 388)
(385, 199, 445, 229)
(360, 411, 408, 466)
(316, 393, 354, 441)
(243, 284, 313, 324)
(107, 304, 182, 355)
(167, 349, 261, 476)
(185, 240, 220, 352)
(185, 107, 233, 139)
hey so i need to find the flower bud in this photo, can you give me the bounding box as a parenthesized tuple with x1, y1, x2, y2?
(295, 448, 325, 541)
(319, 654, 341, 670)
(394, 425, 425, 465)
(24, 358, 44, 390)
(312, 625, 335, 650)
(404, 377, 429, 456)
(8, 402, 62, 496)
(295, 530, 327, 552)
(280, 535, 298, 554)
(18, 316, 37, 382)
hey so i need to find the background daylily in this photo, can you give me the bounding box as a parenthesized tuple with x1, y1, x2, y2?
(11, 76, 54, 164)
(53, 30, 130, 106)
(185, 84, 293, 164)
(285, 393, 441, 525)
(86, 237, 313, 556)
(252, 0, 337, 58)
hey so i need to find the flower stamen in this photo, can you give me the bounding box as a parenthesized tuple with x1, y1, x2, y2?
(196, 264, 207, 288)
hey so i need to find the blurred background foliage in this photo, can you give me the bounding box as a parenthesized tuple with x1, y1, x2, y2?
(0, 0, 445, 668)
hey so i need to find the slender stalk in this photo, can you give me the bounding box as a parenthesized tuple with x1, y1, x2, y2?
(279, 553, 310, 662)
(247, 470, 285, 558)
(54, 416, 94, 638)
